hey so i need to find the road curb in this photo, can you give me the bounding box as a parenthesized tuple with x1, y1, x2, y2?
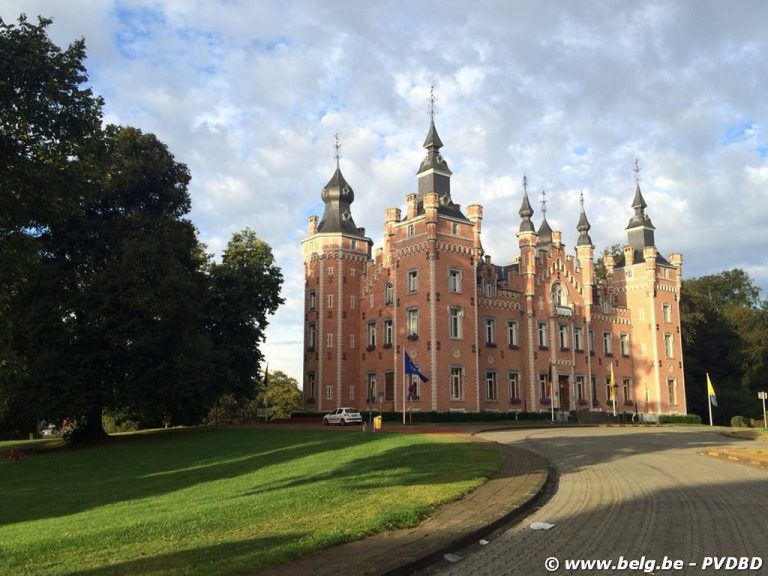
(381, 443, 555, 576)
(700, 449, 768, 471)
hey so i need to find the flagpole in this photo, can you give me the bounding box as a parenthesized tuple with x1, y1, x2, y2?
(550, 363, 555, 423)
(403, 354, 406, 425)
(707, 372, 713, 427)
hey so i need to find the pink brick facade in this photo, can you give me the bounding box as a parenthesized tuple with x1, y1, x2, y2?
(301, 121, 687, 418)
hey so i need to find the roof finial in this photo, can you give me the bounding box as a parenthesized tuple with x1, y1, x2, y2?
(428, 85, 437, 122)
(634, 158, 642, 186)
(580, 190, 585, 209)
(541, 190, 547, 217)
(334, 133, 341, 169)
(523, 173, 528, 196)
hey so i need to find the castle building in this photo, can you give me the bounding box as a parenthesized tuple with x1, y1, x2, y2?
(301, 118, 687, 418)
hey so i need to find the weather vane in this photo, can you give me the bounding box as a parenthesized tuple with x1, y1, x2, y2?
(334, 133, 341, 169)
(541, 190, 547, 216)
(428, 85, 437, 121)
(634, 158, 642, 185)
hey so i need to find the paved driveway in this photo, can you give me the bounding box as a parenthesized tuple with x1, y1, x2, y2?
(422, 427, 768, 575)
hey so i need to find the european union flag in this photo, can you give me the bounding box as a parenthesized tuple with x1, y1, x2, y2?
(404, 351, 429, 382)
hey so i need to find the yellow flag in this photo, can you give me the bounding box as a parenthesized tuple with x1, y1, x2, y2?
(707, 373, 718, 407)
(609, 363, 615, 401)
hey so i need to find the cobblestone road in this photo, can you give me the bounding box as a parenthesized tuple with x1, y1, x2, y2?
(420, 427, 768, 576)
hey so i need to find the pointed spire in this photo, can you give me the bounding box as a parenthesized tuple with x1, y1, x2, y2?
(537, 190, 552, 245)
(626, 159, 653, 229)
(576, 191, 593, 246)
(334, 133, 341, 169)
(625, 158, 656, 259)
(317, 135, 363, 236)
(415, 86, 464, 219)
(422, 86, 444, 149)
(518, 174, 535, 233)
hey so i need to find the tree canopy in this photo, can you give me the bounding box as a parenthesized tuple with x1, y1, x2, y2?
(682, 269, 767, 425)
(0, 16, 283, 440)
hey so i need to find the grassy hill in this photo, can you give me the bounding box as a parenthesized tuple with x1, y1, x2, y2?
(0, 427, 498, 575)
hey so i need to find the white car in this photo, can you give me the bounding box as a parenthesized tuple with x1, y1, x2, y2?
(323, 407, 363, 426)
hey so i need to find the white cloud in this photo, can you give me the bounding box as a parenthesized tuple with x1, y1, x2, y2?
(3, 0, 767, 382)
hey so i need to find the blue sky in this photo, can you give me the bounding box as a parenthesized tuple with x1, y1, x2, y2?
(4, 1, 767, 383)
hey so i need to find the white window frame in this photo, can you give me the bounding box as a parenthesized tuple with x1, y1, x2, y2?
(603, 331, 612, 355)
(384, 282, 394, 305)
(485, 317, 496, 345)
(507, 320, 519, 347)
(449, 366, 464, 400)
(538, 322, 548, 348)
(383, 319, 393, 346)
(508, 372, 520, 400)
(667, 377, 677, 406)
(485, 371, 498, 401)
(407, 308, 419, 337)
(448, 268, 462, 293)
(620, 332, 630, 356)
(539, 373, 549, 401)
(407, 269, 418, 293)
(622, 377, 631, 403)
(664, 333, 674, 358)
(367, 322, 376, 348)
(449, 306, 463, 339)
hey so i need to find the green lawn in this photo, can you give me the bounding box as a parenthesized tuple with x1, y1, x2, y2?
(0, 427, 499, 576)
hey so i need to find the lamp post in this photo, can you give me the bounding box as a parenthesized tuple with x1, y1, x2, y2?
(759, 391, 767, 429)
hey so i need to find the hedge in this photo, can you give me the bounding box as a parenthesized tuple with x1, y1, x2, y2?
(658, 414, 702, 425)
(292, 410, 551, 423)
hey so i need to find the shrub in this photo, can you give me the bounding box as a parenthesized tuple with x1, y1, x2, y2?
(658, 414, 702, 425)
(730, 415, 751, 428)
(102, 411, 140, 434)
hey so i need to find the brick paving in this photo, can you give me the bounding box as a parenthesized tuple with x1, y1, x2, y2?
(421, 427, 768, 576)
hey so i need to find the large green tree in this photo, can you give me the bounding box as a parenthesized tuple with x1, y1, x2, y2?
(0, 16, 285, 440)
(7, 126, 213, 439)
(207, 229, 285, 401)
(260, 371, 302, 420)
(0, 14, 104, 437)
(682, 269, 767, 425)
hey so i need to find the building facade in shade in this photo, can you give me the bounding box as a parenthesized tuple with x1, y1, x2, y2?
(301, 118, 687, 417)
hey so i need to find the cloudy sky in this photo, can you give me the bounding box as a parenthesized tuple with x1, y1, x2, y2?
(4, 1, 767, 383)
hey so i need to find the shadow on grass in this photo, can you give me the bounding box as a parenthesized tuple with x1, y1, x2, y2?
(238, 440, 497, 498)
(58, 533, 303, 576)
(0, 427, 382, 526)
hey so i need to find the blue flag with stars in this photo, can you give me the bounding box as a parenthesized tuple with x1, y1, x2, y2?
(404, 351, 429, 382)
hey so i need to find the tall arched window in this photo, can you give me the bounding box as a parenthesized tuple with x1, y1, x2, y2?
(552, 282, 567, 306)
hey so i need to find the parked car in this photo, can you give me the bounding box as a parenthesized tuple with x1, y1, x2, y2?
(323, 407, 363, 426)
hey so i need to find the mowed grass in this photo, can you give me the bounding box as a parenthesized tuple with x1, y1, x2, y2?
(0, 427, 499, 576)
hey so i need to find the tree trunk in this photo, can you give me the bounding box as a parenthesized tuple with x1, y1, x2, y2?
(68, 407, 109, 443)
